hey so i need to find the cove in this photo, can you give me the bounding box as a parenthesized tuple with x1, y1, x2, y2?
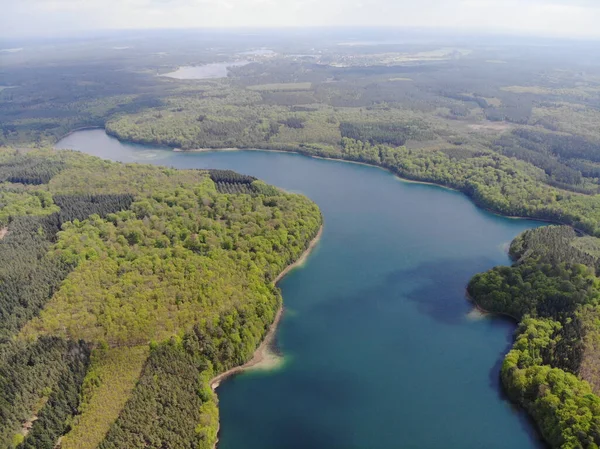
(56, 129, 546, 449)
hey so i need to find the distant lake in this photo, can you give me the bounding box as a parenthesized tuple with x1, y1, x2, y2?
(0, 48, 23, 53)
(240, 48, 275, 56)
(161, 61, 250, 79)
(56, 129, 546, 449)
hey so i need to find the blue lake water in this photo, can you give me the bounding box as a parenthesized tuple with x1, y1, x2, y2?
(57, 129, 546, 449)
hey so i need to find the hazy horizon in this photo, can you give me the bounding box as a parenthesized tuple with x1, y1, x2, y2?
(2, 0, 600, 41)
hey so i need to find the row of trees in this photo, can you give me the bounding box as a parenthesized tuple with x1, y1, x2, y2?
(0, 157, 66, 185)
(18, 341, 90, 449)
(207, 169, 261, 194)
(0, 337, 90, 447)
(0, 153, 145, 449)
(98, 301, 282, 449)
(0, 192, 135, 343)
(97, 342, 215, 449)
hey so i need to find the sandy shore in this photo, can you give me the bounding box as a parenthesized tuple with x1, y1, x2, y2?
(465, 289, 518, 321)
(208, 225, 322, 449)
(209, 305, 284, 391)
(273, 225, 323, 285)
(209, 224, 323, 391)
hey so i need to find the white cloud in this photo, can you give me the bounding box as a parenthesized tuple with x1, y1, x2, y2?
(2, 0, 600, 39)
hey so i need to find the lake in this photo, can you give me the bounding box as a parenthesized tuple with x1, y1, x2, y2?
(161, 61, 250, 79)
(56, 129, 545, 449)
(240, 48, 275, 56)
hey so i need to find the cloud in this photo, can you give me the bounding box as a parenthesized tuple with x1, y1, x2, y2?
(2, 0, 600, 39)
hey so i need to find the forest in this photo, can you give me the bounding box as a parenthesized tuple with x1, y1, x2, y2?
(3, 31, 600, 448)
(469, 226, 600, 448)
(0, 147, 322, 449)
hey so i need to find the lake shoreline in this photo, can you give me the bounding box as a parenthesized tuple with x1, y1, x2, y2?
(208, 225, 323, 449)
(465, 289, 519, 322)
(55, 131, 539, 449)
(170, 145, 581, 234)
(56, 126, 103, 142)
(210, 224, 322, 390)
(97, 131, 589, 235)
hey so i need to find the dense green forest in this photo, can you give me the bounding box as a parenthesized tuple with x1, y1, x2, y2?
(4, 31, 600, 237)
(4, 32, 600, 448)
(469, 226, 600, 448)
(0, 148, 322, 449)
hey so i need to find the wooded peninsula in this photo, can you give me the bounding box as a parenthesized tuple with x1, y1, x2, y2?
(0, 148, 322, 449)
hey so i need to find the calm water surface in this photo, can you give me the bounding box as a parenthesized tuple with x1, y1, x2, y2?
(57, 130, 545, 449)
(161, 61, 250, 79)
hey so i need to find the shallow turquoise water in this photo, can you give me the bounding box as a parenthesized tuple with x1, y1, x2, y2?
(57, 130, 546, 449)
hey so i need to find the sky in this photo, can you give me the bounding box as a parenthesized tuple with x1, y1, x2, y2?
(2, 0, 600, 40)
